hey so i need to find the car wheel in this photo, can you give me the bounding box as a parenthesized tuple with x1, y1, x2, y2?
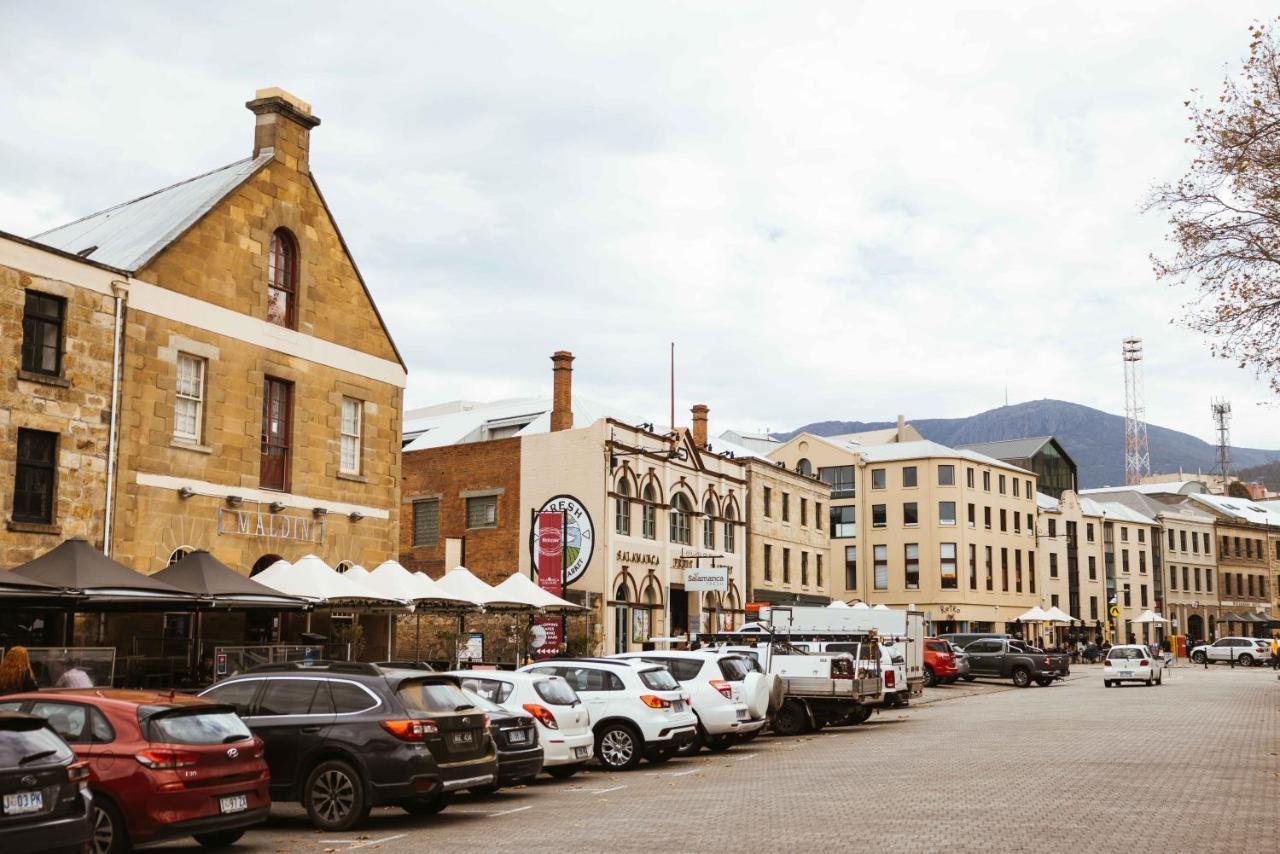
(193, 830, 246, 848)
(1035, 677, 1054, 687)
(90, 797, 128, 854)
(401, 792, 451, 816)
(304, 759, 368, 832)
(961, 675, 976, 682)
(1238, 654, 1254, 667)
(849, 704, 873, 725)
(1011, 667, 1032, 688)
(737, 729, 760, 742)
(772, 700, 807, 737)
(595, 723, 643, 771)
(1146, 674, 1154, 686)
(1191, 651, 1205, 664)
(704, 734, 735, 752)
(546, 763, 583, 779)
(923, 666, 937, 688)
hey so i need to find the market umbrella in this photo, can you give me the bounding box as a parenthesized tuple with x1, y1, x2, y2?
(153, 550, 309, 610)
(1042, 606, 1075, 624)
(1132, 610, 1167, 624)
(1015, 605, 1049, 622)
(492, 572, 584, 612)
(364, 561, 475, 660)
(850, 602, 870, 610)
(434, 566, 534, 667)
(827, 600, 850, 609)
(0, 568, 67, 600)
(253, 556, 402, 608)
(10, 539, 196, 609)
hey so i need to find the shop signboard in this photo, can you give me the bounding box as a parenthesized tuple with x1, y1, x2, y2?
(686, 566, 728, 592)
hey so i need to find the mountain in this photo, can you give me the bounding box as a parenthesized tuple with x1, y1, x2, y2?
(1237, 460, 1280, 491)
(779, 399, 1280, 489)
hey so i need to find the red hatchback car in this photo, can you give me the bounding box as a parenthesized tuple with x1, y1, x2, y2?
(0, 690, 269, 853)
(922, 638, 960, 687)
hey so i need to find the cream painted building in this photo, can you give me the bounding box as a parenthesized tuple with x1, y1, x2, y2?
(769, 431, 1041, 635)
(1035, 491, 1107, 641)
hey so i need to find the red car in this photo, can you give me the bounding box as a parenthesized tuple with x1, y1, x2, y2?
(923, 637, 960, 687)
(0, 690, 269, 853)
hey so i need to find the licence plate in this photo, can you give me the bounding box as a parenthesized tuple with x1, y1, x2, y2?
(219, 794, 248, 814)
(450, 731, 475, 747)
(573, 746, 589, 759)
(672, 700, 684, 712)
(736, 707, 748, 720)
(1118, 671, 1133, 677)
(2, 791, 42, 816)
(508, 729, 529, 744)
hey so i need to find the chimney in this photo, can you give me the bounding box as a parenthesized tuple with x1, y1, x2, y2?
(896, 414, 906, 442)
(691, 404, 709, 449)
(246, 87, 321, 174)
(550, 351, 575, 431)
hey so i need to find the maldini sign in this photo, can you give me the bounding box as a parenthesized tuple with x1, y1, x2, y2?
(216, 508, 324, 543)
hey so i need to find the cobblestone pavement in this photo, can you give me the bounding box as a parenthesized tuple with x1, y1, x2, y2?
(153, 663, 1278, 853)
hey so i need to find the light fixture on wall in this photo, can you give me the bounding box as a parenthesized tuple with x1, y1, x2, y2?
(225, 495, 243, 507)
(269, 501, 286, 514)
(312, 507, 328, 518)
(348, 511, 364, 523)
(177, 486, 195, 499)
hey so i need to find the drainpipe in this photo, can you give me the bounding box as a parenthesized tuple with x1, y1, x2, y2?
(103, 280, 130, 556)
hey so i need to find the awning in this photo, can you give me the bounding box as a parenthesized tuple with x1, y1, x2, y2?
(252, 555, 405, 609)
(0, 569, 68, 602)
(368, 561, 475, 608)
(1042, 606, 1075, 624)
(151, 550, 309, 610)
(433, 566, 531, 610)
(1014, 606, 1049, 622)
(9, 539, 197, 609)
(492, 572, 584, 613)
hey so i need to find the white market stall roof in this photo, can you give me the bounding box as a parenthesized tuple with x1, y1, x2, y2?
(1015, 605, 1049, 622)
(492, 572, 584, 612)
(1132, 609, 1168, 624)
(433, 566, 532, 610)
(253, 555, 403, 608)
(1042, 606, 1075, 624)
(368, 560, 475, 607)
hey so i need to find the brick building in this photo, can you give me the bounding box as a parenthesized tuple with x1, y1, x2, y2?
(1, 89, 406, 653)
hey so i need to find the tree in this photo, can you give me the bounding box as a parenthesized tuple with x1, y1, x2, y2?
(1225, 479, 1251, 498)
(1147, 21, 1280, 394)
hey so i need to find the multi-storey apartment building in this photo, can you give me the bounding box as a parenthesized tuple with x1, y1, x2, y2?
(769, 432, 1040, 635)
(1185, 493, 1277, 637)
(1036, 491, 1107, 641)
(1087, 500, 1158, 645)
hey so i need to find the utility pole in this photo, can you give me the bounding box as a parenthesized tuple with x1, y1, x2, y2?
(1122, 337, 1151, 485)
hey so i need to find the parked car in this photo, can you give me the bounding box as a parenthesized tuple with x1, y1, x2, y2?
(1188, 637, 1274, 666)
(0, 711, 93, 854)
(200, 662, 497, 831)
(2, 689, 268, 853)
(940, 632, 1012, 650)
(789, 641, 902, 709)
(448, 671, 593, 778)
(949, 642, 974, 681)
(1103, 645, 1164, 687)
(520, 658, 697, 770)
(963, 638, 1071, 687)
(923, 638, 960, 687)
(610, 651, 767, 752)
(766, 651, 881, 735)
(455, 689, 542, 793)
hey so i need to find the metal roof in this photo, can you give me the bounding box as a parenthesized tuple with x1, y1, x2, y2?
(1187, 493, 1280, 527)
(956, 436, 1057, 460)
(32, 155, 272, 271)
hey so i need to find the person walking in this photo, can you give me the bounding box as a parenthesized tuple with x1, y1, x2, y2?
(0, 647, 39, 695)
(1269, 637, 1279, 671)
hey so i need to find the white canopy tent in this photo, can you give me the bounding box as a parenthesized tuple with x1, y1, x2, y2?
(1132, 610, 1167, 624)
(1042, 606, 1075, 624)
(253, 556, 402, 608)
(827, 600, 850, 609)
(492, 572, 584, 613)
(1015, 605, 1049, 622)
(434, 566, 531, 610)
(851, 602, 871, 610)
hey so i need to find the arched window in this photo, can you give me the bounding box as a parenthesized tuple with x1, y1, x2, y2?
(702, 592, 719, 633)
(703, 499, 716, 549)
(167, 546, 193, 566)
(796, 458, 812, 476)
(615, 478, 632, 535)
(669, 493, 692, 545)
(267, 228, 298, 328)
(642, 485, 657, 540)
(724, 504, 736, 554)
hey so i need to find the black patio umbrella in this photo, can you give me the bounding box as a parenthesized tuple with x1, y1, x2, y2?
(0, 567, 68, 602)
(153, 550, 309, 610)
(9, 539, 196, 610)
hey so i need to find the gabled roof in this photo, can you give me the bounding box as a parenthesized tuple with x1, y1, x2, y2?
(1187, 493, 1280, 528)
(854, 439, 1034, 475)
(402, 396, 616, 450)
(1086, 500, 1156, 526)
(32, 155, 273, 271)
(957, 436, 1065, 462)
(1094, 491, 1216, 524)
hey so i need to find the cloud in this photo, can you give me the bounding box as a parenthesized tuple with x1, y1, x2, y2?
(2, 0, 1277, 449)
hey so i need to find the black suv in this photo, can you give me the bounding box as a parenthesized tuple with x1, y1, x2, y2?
(0, 712, 93, 854)
(200, 662, 498, 831)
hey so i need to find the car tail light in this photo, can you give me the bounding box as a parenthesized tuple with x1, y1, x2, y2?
(709, 679, 733, 698)
(1139, 660, 1149, 667)
(134, 749, 200, 769)
(1104, 659, 1112, 667)
(884, 670, 896, 689)
(522, 703, 559, 729)
(1043, 657, 1050, 666)
(380, 719, 439, 741)
(639, 695, 672, 709)
(66, 761, 90, 785)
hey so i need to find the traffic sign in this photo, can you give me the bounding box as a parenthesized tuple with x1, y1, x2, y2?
(1109, 604, 1121, 619)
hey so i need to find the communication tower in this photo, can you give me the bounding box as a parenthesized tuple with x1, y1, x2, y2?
(1122, 337, 1151, 485)
(1211, 399, 1231, 484)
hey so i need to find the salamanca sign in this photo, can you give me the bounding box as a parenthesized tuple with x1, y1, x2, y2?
(528, 495, 595, 586)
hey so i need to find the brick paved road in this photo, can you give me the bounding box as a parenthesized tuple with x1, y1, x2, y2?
(154, 664, 1277, 853)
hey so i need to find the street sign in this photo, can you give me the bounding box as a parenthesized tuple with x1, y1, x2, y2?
(1109, 604, 1121, 619)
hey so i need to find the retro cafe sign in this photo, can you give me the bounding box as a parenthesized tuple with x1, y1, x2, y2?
(527, 495, 594, 660)
(216, 507, 323, 543)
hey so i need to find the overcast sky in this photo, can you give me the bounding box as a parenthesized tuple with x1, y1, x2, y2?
(3, 2, 1277, 448)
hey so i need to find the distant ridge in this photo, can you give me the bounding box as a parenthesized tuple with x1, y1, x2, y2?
(778, 399, 1280, 489)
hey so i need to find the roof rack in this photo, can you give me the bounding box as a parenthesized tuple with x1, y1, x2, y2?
(244, 660, 383, 676)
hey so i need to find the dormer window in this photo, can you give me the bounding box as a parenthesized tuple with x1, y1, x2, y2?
(267, 228, 298, 328)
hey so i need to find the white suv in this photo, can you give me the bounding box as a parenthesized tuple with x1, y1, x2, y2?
(520, 658, 697, 770)
(448, 670, 595, 778)
(610, 651, 767, 753)
(1189, 637, 1273, 666)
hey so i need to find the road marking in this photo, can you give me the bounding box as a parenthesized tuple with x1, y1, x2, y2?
(488, 805, 533, 817)
(734, 753, 757, 761)
(668, 768, 702, 777)
(571, 784, 627, 794)
(319, 834, 407, 849)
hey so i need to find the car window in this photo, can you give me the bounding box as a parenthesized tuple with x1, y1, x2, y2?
(1107, 648, 1145, 660)
(557, 667, 623, 692)
(144, 709, 252, 744)
(460, 688, 504, 713)
(643, 658, 703, 681)
(533, 678, 578, 706)
(330, 681, 377, 714)
(29, 702, 103, 744)
(0, 702, 23, 712)
(397, 679, 475, 713)
(257, 679, 321, 716)
(202, 680, 259, 716)
(638, 668, 680, 691)
(925, 641, 950, 653)
(717, 657, 750, 681)
(461, 678, 514, 704)
(0, 721, 74, 766)
(1211, 639, 1230, 647)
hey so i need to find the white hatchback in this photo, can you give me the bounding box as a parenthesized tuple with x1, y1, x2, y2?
(1103, 645, 1164, 687)
(449, 670, 595, 778)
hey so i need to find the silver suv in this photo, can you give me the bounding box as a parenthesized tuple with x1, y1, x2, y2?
(1189, 637, 1273, 666)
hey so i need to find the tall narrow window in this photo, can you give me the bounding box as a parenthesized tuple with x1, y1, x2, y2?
(1014, 550, 1023, 593)
(412, 499, 439, 547)
(669, 493, 692, 544)
(844, 546, 857, 590)
(816, 554, 823, 588)
(260, 377, 293, 491)
(985, 546, 994, 590)
(763, 544, 773, 581)
(801, 551, 809, 586)
(174, 353, 206, 442)
(904, 544, 920, 589)
(267, 228, 298, 328)
(21, 291, 65, 376)
(340, 397, 363, 474)
(968, 544, 977, 590)
(782, 548, 791, 584)
(615, 480, 632, 535)
(13, 428, 58, 524)
(873, 545, 888, 590)
(723, 504, 736, 553)
(703, 500, 715, 549)
(940, 543, 957, 589)
(642, 485, 656, 539)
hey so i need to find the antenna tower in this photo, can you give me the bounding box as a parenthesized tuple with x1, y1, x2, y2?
(1211, 398, 1231, 484)
(1122, 337, 1151, 485)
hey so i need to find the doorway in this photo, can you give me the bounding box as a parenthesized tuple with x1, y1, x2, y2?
(613, 585, 630, 654)
(1187, 614, 1204, 642)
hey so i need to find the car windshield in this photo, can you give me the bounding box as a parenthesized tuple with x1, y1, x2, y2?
(460, 678, 514, 704)
(1107, 648, 1146, 660)
(459, 687, 503, 713)
(143, 708, 252, 744)
(533, 678, 578, 706)
(397, 679, 476, 713)
(0, 722, 73, 765)
(638, 668, 679, 691)
(731, 652, 762, 671)
(717, 657, 750, 681)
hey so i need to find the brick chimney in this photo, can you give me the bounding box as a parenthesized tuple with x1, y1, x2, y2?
(550, 351, 575, 431)
(246, 87, 321, 174)
(691, 404, 709, 449)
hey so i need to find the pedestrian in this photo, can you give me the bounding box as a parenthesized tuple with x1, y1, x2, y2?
(53, 657, 92, 689)
(1270, 637, 1278, 670)
(0, 646, 38, 695)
